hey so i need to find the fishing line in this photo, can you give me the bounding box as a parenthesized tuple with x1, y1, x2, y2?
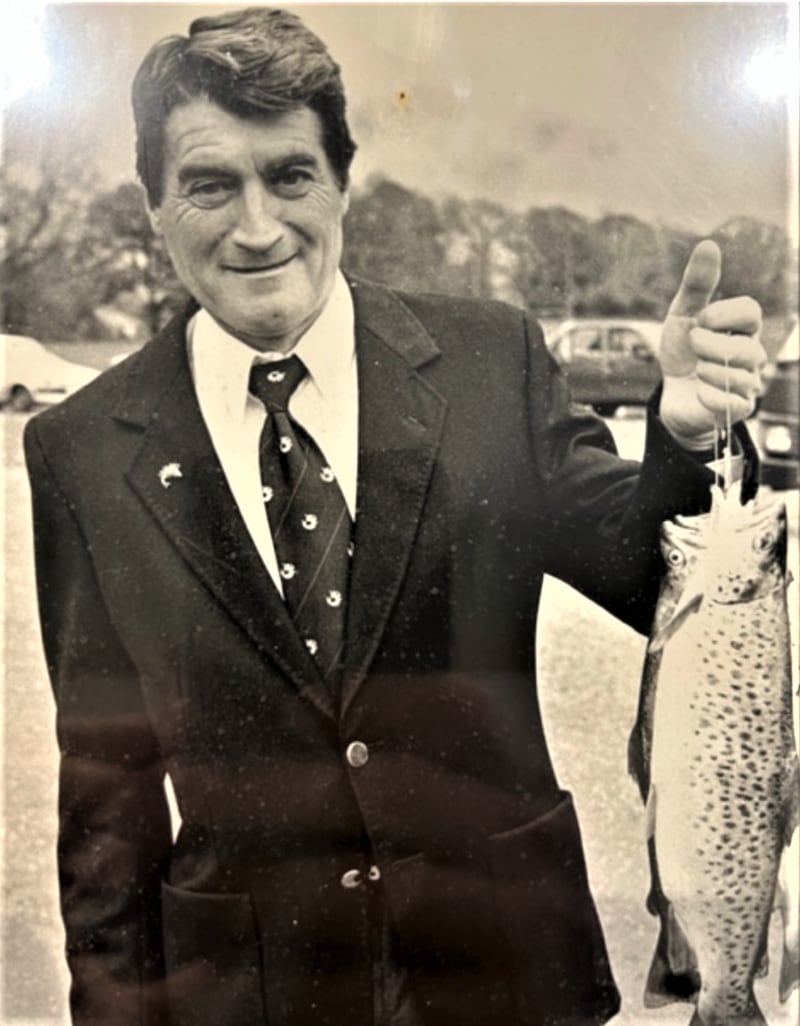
(712, 356, 733, 509)
(724, 355, 733, 493)
(714, 422, 722, 494)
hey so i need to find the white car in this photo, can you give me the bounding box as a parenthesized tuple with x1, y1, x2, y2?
(1, 334, 98, 411)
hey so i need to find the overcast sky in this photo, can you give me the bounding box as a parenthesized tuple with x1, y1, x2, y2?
(3, 2, 796, 237)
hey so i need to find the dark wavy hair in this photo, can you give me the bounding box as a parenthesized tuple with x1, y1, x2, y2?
(132, 6, 357, 206)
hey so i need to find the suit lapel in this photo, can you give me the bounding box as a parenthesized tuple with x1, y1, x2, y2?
(118, 308, 337, 721)
(341, 281, 447, 713)
(112, 283, 446, 721)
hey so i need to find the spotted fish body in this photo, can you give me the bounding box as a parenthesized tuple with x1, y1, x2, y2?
(629, 485, 799, 1026)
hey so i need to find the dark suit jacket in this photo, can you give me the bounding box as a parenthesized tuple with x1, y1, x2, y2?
(24, 279, 755, 1026)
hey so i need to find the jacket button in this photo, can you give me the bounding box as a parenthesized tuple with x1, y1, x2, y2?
(345, 741, 369, 768)
(340, 868, 362, 889)
(367, 864, 381, 882)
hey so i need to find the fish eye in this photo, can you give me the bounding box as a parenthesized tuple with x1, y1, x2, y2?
(666, 548, 685, 567)
(752, 531, 774, 554)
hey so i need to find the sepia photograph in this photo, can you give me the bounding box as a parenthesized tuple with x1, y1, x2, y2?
(1, 3, 798, 1025)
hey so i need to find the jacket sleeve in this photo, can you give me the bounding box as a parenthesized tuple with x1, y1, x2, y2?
(24, 418, 171, 1026)
(524, 314, 758, 635)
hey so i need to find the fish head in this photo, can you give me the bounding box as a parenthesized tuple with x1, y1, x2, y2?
(650, 494, 788, 652)
(705, 496, 787, 605)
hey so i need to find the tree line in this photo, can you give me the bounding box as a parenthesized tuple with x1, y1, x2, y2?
(2, 156, 796, 343)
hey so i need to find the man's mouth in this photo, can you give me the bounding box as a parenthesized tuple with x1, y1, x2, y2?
(225, 254, 296, 275)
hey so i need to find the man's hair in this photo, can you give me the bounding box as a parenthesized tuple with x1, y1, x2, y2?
(132, 6, 357, 207)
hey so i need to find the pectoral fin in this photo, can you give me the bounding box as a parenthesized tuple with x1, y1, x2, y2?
(648, 589, 704, 654)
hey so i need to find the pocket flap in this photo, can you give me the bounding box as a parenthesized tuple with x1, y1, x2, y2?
(162, 881, 259, 958)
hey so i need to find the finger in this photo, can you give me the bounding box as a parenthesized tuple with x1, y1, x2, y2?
(695, 359, 763, 398)
(690, 327, 767, 370)
(696, 296, 762, 335)
(696, 382, 756, 424)
(668, 239, 722, 318)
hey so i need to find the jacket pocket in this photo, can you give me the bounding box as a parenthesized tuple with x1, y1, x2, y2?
(161, 881, 267, 1026)
(489, 792, 620, 1026)
(381, 849, 518, 1026)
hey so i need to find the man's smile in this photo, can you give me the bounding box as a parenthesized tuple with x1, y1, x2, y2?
(223, 253, 298, 275)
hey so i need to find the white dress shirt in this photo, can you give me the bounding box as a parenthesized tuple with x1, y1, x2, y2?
(187, 271, 358, 595)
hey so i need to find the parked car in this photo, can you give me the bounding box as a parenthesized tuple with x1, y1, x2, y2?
(755, 325, 798, 490)
(1, 334, 98, 411)
(548, 319, 662, 417)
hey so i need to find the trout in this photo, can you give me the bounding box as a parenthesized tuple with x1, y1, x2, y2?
(629, 484, 799, 1026)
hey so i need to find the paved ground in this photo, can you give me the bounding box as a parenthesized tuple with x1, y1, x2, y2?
(2, 407, 797, 1025)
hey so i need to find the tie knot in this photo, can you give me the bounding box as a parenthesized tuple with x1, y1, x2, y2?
(249, 356, 307, 413)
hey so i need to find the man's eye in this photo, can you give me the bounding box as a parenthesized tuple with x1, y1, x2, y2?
(273, 168, 313, 197)
(187, 180, 236, 207)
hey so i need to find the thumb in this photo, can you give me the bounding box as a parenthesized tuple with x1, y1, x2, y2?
(668, 239, 722, 318)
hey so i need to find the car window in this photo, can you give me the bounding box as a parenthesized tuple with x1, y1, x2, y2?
(610, 327, 654, 359)
(568, 327, 605, 358)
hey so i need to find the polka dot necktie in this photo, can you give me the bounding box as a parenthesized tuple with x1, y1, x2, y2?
(249, 356, 352, 685)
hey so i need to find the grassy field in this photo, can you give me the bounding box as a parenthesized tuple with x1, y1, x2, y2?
(2, 408, 797, 1026)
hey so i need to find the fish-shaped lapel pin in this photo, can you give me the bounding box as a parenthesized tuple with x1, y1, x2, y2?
(158, 462, 183, 489)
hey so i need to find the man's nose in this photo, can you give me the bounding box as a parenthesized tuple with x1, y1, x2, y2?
(230, 182, 284, 249)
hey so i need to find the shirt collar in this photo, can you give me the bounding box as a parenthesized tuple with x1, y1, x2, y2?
(188, 270, 355, 424)
(289, 271, 355, 400)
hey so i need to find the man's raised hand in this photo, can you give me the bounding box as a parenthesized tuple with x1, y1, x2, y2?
(658, 239, 765, 447)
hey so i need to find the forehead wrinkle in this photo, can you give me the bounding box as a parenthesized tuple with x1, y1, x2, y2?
(169, 125, 241, 164)
(171, 131, 324, 175)
(163, 101, 335, 187)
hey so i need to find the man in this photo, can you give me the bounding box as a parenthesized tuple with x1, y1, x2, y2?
(24, 7, 765, 1026)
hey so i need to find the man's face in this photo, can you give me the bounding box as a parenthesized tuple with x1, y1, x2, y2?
(149, 98, 349, 353)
